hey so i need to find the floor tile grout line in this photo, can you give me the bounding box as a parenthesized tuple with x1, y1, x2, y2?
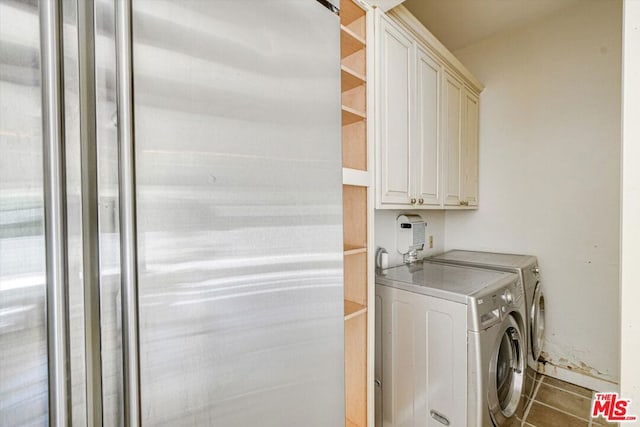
(522, 375, 544, 425)
(533, 399, 593, 423)
(542, 379, 595, 400)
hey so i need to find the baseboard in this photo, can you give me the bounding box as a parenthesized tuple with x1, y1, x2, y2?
(537, 362, 619, 392)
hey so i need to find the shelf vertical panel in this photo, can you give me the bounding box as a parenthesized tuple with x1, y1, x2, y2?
(344, 251, 368, 306)
(343, 185, 367, 249)
(345, 313, 368, 427)
(343, 121, 367, 171)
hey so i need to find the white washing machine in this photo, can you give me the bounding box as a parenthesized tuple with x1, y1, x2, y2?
(375, 261, 526, 426)
(429, 250, 545, 404)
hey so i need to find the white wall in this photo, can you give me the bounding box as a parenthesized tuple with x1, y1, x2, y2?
(621, 0, 640, 414)
(375, 211, 445, 267)
(445, 1, 622, 384)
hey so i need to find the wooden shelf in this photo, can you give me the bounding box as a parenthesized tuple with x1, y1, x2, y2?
(343, 185, 367, 250)
(342, 49, 366, 77)
(342, 49, 366, 78)
(341, 0, 365, 28)
(341, 25, 366, 58)
(343, 84, 366, 115)
(344, 244, 367, 256)
(342, 105, 366, 125)
(341, 65, 366, 92)
(345, 312, 367, 427)
(344, 250, 367, 306)
(345, 300, 367, 321)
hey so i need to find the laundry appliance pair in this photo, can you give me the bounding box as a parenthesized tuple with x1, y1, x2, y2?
(375, 251, 544, 426)
(431, 250, 546, 405)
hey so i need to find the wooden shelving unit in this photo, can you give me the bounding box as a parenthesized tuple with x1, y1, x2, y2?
(344, 245, 367, 256)
(341, 65, 366, 91)
(341, 0, 370, 426)
(345, 300, 367, 320)
(341, 25, 366, 57)
(342, 105, 367, 125)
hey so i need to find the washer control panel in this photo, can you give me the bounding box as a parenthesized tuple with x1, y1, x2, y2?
(470, 277, 522, 332)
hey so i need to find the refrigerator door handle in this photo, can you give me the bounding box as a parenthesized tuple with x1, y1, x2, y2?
(115, 0, 142, 425)
(316, 0, 340, 15)
(40, 0, 71, 424)
(77, 0, 104, 424)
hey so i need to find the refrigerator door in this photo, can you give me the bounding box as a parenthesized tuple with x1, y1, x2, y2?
(0, 0, 87, 424)
(0, 1, 49, 424)
(127, 1, 344, 425)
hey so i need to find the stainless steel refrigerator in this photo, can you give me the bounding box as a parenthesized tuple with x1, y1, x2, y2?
(0, 0, 344, 425)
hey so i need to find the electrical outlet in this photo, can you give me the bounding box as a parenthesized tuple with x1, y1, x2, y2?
(429, 235, 434, 249)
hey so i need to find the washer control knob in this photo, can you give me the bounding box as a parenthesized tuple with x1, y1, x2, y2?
(502, 289, 513, 304)
(531, 266, 540, 275)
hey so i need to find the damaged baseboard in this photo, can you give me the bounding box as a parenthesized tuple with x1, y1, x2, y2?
(537, 360, 619, 393)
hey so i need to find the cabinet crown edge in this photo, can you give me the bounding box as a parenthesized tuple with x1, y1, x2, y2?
(388, 5, 484, 94)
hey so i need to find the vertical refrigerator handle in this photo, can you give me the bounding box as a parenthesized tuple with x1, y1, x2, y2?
(115, 0, 142, 425)
(315, 0, 340, 15)
(77, 0, 104, 424)
(40, 0, 71, 425)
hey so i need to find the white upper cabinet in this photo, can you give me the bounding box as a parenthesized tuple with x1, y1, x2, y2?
(376, 12, 413, 205)
(461, 88, 479, 206)
(375, 6, 483, 210)
(443, 70, 463, 207)
(415, 46, 442, 207)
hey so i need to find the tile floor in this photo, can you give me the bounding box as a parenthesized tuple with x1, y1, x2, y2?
(507, 374, 618, 427)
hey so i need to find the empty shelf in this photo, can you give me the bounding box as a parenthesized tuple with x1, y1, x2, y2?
(342, 105, 366, 125)
(341, 65, 366, 92)
(341, 25, 366, 58)
(344, 300, 367, 321)
(344, 245, 367, 256)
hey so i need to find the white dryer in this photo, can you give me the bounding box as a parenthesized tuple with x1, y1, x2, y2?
(429, 250, 545, 404)
(375, 262, 526, 426)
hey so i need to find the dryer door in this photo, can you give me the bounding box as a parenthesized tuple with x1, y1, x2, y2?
(488, 314, 525, 426)
(530, 283, 545, 361)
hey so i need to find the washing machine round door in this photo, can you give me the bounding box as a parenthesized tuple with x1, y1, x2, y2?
(530, 283, 545, 361)
(488, 314, 525, 426)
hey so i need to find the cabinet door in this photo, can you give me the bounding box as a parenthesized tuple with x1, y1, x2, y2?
(461, 88, 479, 206)
(442, 70, 463, 206)
(377, 285, 467, 427)
(377, 12, 413, 206)
(415, 46, 442, 206)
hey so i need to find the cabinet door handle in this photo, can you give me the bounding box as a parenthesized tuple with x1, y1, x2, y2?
(430, 410, 450, 426)
(459, 201, 469, 206)
(410, 198, 417, 204)
(418, 198, 424, 204)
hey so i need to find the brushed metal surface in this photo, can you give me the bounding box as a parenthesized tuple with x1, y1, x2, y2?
(2, 1, 343, 424)
(40, 0, 72, 424)
(129, 1, 344, 425)
(429, 249, 543, 384)
(1, 1, 89, 424)
(77, 0, 104, 423)
(115, 0, 142, 424)
(0, 0, 50, 422)
(377, 261, 516, 304)
(94, 1, 126, 423)
(62, 0, 91, 423)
